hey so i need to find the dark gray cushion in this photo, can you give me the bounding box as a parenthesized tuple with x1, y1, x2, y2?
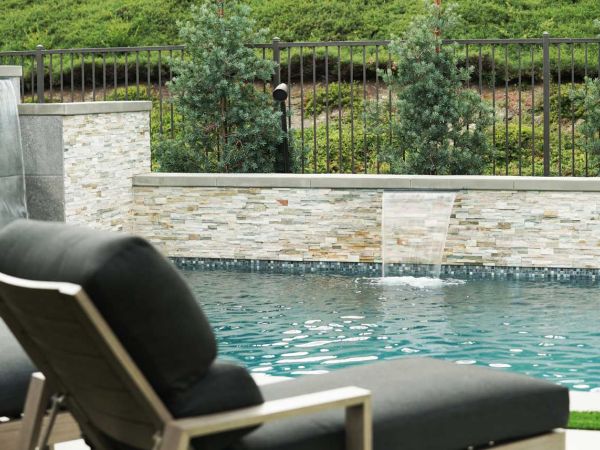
(174, 360, 265, 450)
(0, 220, 217, 403)
(0, 319, 35, 418)
(99, 361, 264, 450)
(0, 220, 264, 450)
(234, 358, 569, 450)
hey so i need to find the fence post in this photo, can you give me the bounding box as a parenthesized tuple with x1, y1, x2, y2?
(542, 32, 551, 176)
(35, 44, 45, 104)
(272, 37, 281, 87)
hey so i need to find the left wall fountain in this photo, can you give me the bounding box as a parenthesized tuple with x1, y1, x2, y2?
(0, 66, 27, 228)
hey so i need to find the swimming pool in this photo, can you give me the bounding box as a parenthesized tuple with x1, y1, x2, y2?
(181, 269, 600, 391)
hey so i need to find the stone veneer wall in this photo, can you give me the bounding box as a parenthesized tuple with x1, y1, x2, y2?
(131, 175, 600, 269)
(17, 102, 151, 229)
(444, 191, 600, 268)
(133, 187, 382, 261)
(63, 111, 150, 231)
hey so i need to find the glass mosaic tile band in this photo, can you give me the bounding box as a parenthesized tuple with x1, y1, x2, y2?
(171, 257, 600, 279)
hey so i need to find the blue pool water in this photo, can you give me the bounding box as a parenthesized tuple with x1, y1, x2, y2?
(181, 269, 600, 391)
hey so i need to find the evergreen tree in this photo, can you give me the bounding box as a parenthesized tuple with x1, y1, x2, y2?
(581, 20, 600, 174)
(157, 0, 283, 173)
(381, 1, 492, 175)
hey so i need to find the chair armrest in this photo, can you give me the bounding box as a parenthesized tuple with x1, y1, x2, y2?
(160, 386, 372, 450)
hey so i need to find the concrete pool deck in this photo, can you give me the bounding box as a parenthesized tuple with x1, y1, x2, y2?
(54, 430, 600, 450)
(570, 391, 600, 412)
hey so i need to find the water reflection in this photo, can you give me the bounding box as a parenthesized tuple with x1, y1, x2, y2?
(182, 270, 600, 391)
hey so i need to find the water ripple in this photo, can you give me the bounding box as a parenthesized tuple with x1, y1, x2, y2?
(184, 270, 600, 391)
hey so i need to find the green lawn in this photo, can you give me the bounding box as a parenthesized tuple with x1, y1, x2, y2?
(568, 412, 600, 431)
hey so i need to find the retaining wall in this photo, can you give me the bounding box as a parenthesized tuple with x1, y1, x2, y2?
(131, 174, 600, 269)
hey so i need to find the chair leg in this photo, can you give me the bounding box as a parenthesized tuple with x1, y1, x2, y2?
(159, 424, 189, 450)
(18, 372, 51, 450)
(345, 399, 373, 450)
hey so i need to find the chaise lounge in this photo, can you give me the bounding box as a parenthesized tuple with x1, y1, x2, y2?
(0, 220, 569, 450)
(0, 321, 80, 450)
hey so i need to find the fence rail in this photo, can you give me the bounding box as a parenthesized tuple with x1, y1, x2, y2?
(2, 34, 600, 176)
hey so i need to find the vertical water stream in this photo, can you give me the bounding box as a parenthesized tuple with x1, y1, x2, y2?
(382, 191, 456, 277)
(0, 79, 27, 228)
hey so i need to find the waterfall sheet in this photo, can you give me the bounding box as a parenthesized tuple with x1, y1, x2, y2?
(0, 79, 27, 228)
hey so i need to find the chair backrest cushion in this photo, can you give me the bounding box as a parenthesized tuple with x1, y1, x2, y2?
(0, 220, 217, 402)
(0, 319, 36, 418)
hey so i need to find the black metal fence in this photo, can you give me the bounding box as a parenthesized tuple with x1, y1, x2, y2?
(2, 34, 600, 176)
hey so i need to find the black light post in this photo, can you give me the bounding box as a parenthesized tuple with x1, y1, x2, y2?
(273, 83, 291, 173)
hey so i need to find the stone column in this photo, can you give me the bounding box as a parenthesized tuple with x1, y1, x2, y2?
(17, 101, 152, 229)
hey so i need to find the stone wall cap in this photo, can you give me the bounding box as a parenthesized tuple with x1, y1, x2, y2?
(18, 101, 152, 116)
(0, 66, 23, 77)
(133, 173, 600, 191)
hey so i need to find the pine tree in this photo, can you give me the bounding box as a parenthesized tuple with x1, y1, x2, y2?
(381, 1, 492, 175)
(158, 0, 283, 173)
(580, 20, 600, 173)
(581, 77, 600, 174)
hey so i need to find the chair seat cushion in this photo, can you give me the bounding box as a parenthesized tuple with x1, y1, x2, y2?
(0, 319, 35, 418)
(233, 358, 569, 450)
(100, 361, 264, 450)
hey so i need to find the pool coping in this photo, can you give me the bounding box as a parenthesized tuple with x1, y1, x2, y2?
(134, 173, 600, 191)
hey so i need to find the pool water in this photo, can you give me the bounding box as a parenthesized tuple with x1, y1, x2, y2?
(181, 269, 600, 391)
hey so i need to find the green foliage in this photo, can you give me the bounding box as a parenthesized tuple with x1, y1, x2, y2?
(0, 0, 194, 50)
(381, 2, 493, 175)
(303, 83, 364, 118)
(3, 1, 599, 89)
(107, 86, 182, 170)
(492, 122, 539, 173)
(153, 138, 203, 172)
(580, 77, 600, 174)
(106, 86, 153, 102)
(295, 114, 389, 174)
(539, 85, 586, 122)
(161, 1, 283, 173)
(491, 120, 590, 176)
(2, 0, 600, 51)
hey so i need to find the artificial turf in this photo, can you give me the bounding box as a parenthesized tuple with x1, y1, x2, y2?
(568, 412, 600, 431)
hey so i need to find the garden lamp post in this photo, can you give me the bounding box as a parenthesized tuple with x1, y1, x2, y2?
(273, 83, 291, 173)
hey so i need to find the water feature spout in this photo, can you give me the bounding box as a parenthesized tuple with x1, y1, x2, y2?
(381, 191, 456, 277)
(0, 79, 28, 227)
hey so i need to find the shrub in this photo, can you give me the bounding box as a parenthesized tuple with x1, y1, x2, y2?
(491, 122, 542, 175)
(491, 120, 589, 176)
(537, 85, 586, 122)
(581, 77, 600, 175)
(303, 83, 364, 118)
(381, 1, 493, 175)
(294, 109, 391, 174)
(162, 0, 283, 173)
(107, 86, 182, 170)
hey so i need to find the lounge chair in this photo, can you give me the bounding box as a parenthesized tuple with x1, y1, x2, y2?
(0, 321, 80, 450)
(0, 220, 569, 450)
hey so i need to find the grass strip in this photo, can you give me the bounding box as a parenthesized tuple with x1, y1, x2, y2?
(568, 411, 600, 431)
